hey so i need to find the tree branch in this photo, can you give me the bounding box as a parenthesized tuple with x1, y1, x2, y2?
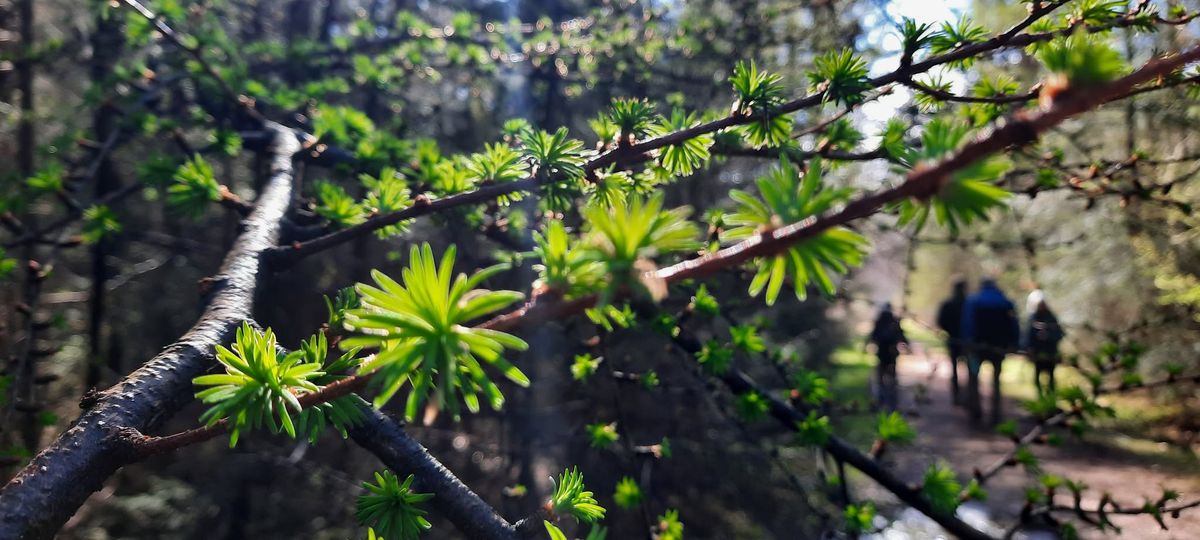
(285, 43, 1200, 417)
(16, 6, 1193, 537)
(0, 124, 299, 539)
(266, 5, 1200, 268)
(266, 178, 539, 268)
(110, 358, 523, 540)
(713, 144, 890, 163)
(730, 368, 995, 539)
(655, 45, 1200, 284)
(119, 0, 258, 120)
(902, 78, 1041, 105)
(349, 406, 520, 540)
(973, 411, 1074, 486)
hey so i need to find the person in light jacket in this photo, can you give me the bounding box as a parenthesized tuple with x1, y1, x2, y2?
(1024, 299, 1064, 396)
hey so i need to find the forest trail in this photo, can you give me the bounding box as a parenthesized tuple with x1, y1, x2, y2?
(855, 348, 1200, 539)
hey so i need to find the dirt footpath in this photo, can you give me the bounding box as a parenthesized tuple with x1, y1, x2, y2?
(856, 350, 1200, 539)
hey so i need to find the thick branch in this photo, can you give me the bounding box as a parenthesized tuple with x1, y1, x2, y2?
(0, 124, 299, 539)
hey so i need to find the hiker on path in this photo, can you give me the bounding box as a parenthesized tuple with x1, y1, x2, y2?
(1026, 287, 1045, 318)
(961, 279, 1020, 425)
(1024, 299, 1065, 396)
(937, 280, 969, 406)
(869, 303, 908, 411)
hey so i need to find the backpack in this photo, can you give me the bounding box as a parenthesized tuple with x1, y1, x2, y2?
(1028, 313, 1062, 353)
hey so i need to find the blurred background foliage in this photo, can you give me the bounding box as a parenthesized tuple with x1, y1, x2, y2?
(0, 0, 1198, 537)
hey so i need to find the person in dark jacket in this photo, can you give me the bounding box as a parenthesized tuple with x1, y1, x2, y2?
(961, 279, 1020, 425)
(936, 280, 969, 406)
(1024, 299, 1064, 396)
(869, 303, 908, 411)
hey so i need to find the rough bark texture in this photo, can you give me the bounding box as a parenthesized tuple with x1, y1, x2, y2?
(0, 125, 298, 539)
(350, 406, 520, 540)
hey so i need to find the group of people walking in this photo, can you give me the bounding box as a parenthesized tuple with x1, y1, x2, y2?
(868, 279, 1064, 425)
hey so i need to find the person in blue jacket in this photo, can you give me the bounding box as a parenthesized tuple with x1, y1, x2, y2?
(960, 279, 1020, 425)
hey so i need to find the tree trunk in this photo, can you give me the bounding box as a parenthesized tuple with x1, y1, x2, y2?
(319, 0, 339, 43)
(86, 10, 125, 390)
(16, 0, 34, 177)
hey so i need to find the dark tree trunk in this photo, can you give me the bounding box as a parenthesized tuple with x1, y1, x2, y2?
(86, 10, 125, 389)
(285, 0, 314, 84)
(319, 0, 339, 43)
(16, 0, 34, 177)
